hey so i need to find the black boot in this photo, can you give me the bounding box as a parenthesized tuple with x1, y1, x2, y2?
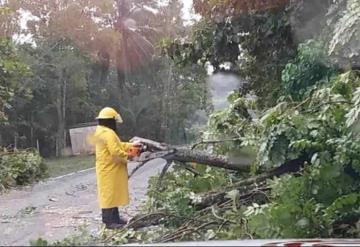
(102, 208, 127, 229)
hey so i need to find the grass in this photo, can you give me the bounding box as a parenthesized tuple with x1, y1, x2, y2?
(45, 155, 95, 177)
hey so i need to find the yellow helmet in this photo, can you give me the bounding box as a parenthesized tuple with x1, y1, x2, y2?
(96, 107, 123, 123)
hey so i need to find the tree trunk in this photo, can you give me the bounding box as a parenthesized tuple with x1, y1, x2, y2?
(160, 64, 172, 142)
(130, 137, 253, 171)
(115, 0, 130, 99)
(165, 148, 253, 172)
(56, 78, 67, 157)
(116, 48, 126, 93)
(62, 77, 67, 149)
(30, 112, 34, 147)
(14, 133, 18, 150)
(98, 50, 110, 84)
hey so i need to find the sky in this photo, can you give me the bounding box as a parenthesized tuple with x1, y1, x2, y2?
(13, 0, 200, 44)
(159, 0, 200, 25)
(181, 0, 200, 24)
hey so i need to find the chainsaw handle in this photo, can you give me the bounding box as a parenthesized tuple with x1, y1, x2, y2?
(127, 146, 141, 158)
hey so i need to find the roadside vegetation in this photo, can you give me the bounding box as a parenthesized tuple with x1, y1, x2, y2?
(0, 151, 94, 191)
(0, 149, 47, 192)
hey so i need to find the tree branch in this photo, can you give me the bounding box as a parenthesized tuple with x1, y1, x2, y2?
(304, 100, 352, 113)
(126, 211, 168, 230)
(175, 161, 202, 177)
(194, 155, 307, 208)
(156, 161, 172, 191)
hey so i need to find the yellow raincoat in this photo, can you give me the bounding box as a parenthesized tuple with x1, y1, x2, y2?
(92, 125, 133, 208)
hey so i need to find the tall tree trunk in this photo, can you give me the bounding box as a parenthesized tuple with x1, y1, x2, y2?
(30, 112, 34, 147)
(116, 48, 126, 93)
(14, 132, 18, 150)
(98, 50, 110, 84)
(115, 0, 130, 99)
(56, 78, 67, 157)
(62, 77, 67, 149)
(161, 64, 173, 142)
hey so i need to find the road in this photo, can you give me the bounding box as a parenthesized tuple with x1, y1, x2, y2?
(126, 239, 360, 246)
(0, 158, 166, 246)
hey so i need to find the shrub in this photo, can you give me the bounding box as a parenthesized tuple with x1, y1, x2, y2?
(0, 149, 48, 191)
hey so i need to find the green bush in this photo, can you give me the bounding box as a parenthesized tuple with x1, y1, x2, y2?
(281, 40, 335, 101)
(0, 149, 48, 191)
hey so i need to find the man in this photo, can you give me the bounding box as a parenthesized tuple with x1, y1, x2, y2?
(91, 107, 140, 229)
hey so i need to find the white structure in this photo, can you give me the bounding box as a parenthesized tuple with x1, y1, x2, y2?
(69, 123, 97, 155)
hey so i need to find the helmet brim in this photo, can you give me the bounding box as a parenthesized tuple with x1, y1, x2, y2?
(95, 114, 123, 124)
(114, 114, 123, 123)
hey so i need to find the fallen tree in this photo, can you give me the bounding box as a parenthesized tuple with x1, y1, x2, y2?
(124, 137, 309, 233)
(130, 137, 253, 173)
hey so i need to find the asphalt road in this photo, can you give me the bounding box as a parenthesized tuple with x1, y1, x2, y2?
(0, 158, 166, 246)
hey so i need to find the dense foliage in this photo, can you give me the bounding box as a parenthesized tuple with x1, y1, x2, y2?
(0, 149, 47, 191)
(281, 40, 335, 101)
(246, 71, 360, 238)
(0, 38, 29, 122)
(165, 9, 295, 106)
(0, 0, 207, 156)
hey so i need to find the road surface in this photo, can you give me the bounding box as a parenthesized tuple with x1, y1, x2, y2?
(0, 158, 166, 246)
(126, 239, 360, 246)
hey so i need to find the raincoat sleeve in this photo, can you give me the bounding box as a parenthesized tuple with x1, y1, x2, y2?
(106, 132, 129, 164)
(120, 142, 134, 152)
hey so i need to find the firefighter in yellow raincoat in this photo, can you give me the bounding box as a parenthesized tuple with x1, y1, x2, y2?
(91, 107, 140, 229)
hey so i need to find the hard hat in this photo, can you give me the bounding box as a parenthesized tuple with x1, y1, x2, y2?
(96, 107, 123, 123)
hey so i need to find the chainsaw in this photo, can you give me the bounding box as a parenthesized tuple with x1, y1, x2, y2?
(127, 144, 147, 159)
(127, 143, 175, 162)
